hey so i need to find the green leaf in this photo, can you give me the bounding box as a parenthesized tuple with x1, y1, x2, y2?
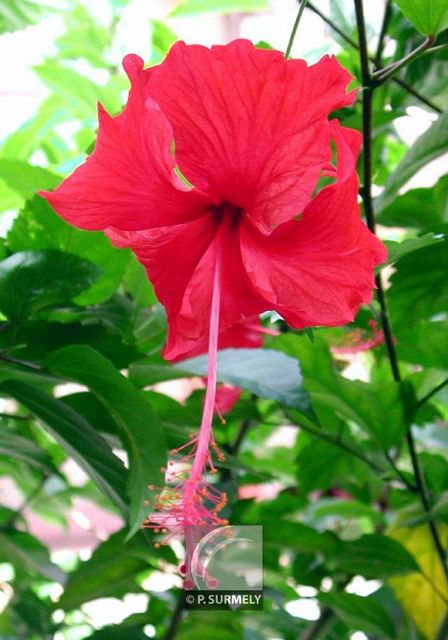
(375, 110, 448, 212)
(389, 240, 448, 327)
(263, 520, 340, 555)
(377, 175, 448, 231)
(308, 498, 386, 527)
(394, 0, 448, 35)
(0, 0, 49, 34)
(295, 439, 368, 495)
(130, 360, 193, 386)
(88, 628, 148, 640)
(330, 534, 420, 578)
(45, 345, 167, 537)
(170, 0, 268, 17)
(8, 197, 129, 305)
(0, 250, 101, 320)
(0, 96, 67, 162)
(58, 529, 152, 610)
(0, 381, 128, 514)
(34, 62, 101, 119)
(176, 612, 244, 640)
(0, 529, 65, 583)
(0, 429, 54, 472)
(0, 160, 60, 209)
(383, 233, 445, 267)
(276, 335, 407, 448)
(398, 321, 448, 368)
(151, 20, 177, 62)
(320, 592, 396, 638)
(123, 255, 157, 308)
(55, 5, 111, 68)
(176, 348, 310, 410)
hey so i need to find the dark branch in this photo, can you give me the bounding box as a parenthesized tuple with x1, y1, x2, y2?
(306, 1, 442, 113)
(353, 0, 448, 584)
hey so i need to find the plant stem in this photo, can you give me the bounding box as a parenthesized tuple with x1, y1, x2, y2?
(306, 1, 442, 113)
(353, 0, 448, 584)
(163, 590, 185, 640)
(373, 35, 435, 85)
(0, 353, 42, 371)
(285, 0, 308, 58)
(229, 416, 252, 455)
(299, 607, 335, 640)
(5, 477, 47, 529)
(417, 378, 448, 408)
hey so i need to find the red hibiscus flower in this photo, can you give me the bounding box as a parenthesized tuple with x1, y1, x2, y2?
(40, 39, 386, 362)
(40, 40, 386, 548)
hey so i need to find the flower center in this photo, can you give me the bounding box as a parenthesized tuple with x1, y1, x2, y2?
(210, 201, 243, 227)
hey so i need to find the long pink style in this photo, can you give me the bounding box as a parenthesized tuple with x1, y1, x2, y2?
(146, 225, 228, 546)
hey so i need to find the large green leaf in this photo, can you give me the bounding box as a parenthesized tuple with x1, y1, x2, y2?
(275, 335, 408, 448)
(170, 0, 268, 17)
(0, 530, 65, 583)
(0, 96, 67, 162)
(176, 348, 310, 411)
(58, 529, 151, 610)
(377, 176, 448, 231)
(0, 381, 128, 514)
(375, 110, 448, 212)
(0, 250, 100, 320)
(263, 520, 340, 555)
(295, 440, 370, 495)
(0, 429, 54, 472)
(330, 534, 420, 578)
(45, 345, 167, 537)
(176, 612, 244, 640)
(395, 0, 448, 35)
(320, 592, 396, 638)
(389, 240, 448, 327)
(398, 321, 448, 368)
(0, 0, 49, 34)
(8, 197, 129, 305)
(0, 160, 60, 213)
(383, 233, 445, 267)
(34, 62, 122, 117)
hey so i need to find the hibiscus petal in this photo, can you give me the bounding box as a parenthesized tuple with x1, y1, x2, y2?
(107, 214, 267, 361)
(240, 124, 387, 328)
(40, 54, 209, 231)
(170, 317, 264, 363)
(148, 40, 356, 234)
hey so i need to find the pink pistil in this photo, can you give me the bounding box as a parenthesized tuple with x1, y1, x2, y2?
(144, 227, 229, 549)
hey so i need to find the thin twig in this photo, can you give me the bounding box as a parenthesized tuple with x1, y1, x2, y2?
(373, 35, 435, 85)
(417, 378, 448, 408)
(353, 0, 448, 585)
(0, 353, 42, 371)
(299, 607, 335, 640)
(285, 0, 308, 58)
(306, 1, 442, 113)
(0, 412, 32, 421)
(4, 477, 47, 529)
(229, 417, 252, 455)
(163, 590, 185, 640)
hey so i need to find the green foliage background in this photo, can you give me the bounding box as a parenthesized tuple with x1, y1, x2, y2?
(0, 0, 447, 639)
